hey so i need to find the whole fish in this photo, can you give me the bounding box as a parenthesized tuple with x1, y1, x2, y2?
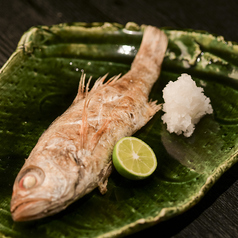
(10, 26, 168, 221)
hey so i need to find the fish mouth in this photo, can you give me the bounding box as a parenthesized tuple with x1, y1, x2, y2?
(11, 199, 52, 222)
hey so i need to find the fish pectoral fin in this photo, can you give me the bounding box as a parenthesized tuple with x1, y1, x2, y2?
(98, 161, 113, 195)
(98, 179, 108, 195)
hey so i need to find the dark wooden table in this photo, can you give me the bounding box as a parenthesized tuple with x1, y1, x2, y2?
(0, 0, 237, 237)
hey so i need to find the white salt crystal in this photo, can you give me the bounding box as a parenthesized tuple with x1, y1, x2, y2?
(162, 73, 213, 137)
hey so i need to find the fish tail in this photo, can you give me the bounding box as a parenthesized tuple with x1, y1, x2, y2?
(130, 26, 168, 88)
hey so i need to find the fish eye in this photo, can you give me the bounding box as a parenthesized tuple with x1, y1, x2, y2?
(18, 166, 45, 190)
(20, 175, 37, 189)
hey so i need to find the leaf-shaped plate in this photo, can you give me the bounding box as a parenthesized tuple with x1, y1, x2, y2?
(0, 22, 237, 238)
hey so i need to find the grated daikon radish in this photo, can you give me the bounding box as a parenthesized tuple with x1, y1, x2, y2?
(162, 73, 213, 137)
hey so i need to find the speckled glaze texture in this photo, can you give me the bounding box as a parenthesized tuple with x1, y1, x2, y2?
(0, 22, 237, 237)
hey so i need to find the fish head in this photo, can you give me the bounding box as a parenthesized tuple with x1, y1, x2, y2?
(10, 151, 80, 221)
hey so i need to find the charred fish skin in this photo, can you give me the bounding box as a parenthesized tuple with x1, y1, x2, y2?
(10, 26, 168, 221)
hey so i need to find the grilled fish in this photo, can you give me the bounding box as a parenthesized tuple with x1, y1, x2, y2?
(10, 26, 168, 221)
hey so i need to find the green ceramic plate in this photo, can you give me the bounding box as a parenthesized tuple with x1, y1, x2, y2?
(0, 22, 238, 238)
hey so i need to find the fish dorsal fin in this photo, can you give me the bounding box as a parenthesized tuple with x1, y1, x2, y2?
(90, 74, 108, 93)
(79, 76, 93, 150)
(76, 73, 120, 150)
(90, 74, 121, 93)
(73, 73, 86, 103)
(74, 73, 121, 104)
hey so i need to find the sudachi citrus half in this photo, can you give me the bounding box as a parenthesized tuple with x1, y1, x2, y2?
(112, 137, 157, 180)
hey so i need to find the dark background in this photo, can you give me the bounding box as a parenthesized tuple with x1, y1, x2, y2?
(0, 0, 237, 237)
